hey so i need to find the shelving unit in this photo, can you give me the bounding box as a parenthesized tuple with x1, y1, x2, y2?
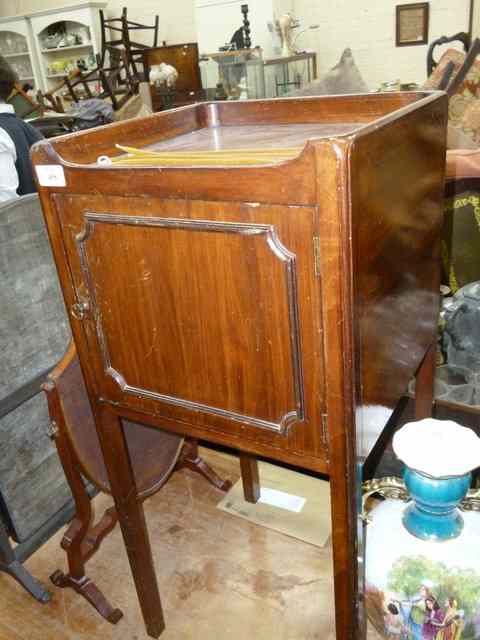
(40, 43, 94, 54)
(0, 3, 106, 93)
(3, 52, 31, 58)
(0, 16, 39, 91)
(29, 3, 106, 92)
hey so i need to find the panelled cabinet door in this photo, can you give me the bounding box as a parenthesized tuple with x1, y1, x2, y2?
(53, 194, 326, 454)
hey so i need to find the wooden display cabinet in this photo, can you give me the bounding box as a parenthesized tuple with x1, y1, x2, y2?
(32, 92, 448, 639)
(0, 3, 105, 93)
(0, 15, 38, 90)
(28, 1, 106, 92)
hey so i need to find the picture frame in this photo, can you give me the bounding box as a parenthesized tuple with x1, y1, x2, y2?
(396, 2, 429, 47)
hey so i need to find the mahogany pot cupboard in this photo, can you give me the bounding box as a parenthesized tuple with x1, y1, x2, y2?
(31, 92, 448, 639)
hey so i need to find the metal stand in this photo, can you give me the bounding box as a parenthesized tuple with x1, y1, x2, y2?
(0, 486, 96, 603)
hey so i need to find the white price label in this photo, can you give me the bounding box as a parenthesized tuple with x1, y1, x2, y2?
(35, 164, 66, 187)
(258, 488, 306, 513)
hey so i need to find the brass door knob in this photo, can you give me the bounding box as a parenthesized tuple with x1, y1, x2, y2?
(70, 300, 89, 320)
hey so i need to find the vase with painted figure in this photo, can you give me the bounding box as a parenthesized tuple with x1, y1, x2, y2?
(363, 418, 480, 640)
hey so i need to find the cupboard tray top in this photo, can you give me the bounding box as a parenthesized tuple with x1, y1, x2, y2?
(32, 91, 445, 206)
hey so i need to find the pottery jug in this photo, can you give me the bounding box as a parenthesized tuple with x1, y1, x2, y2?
(364, 418, 480, 640)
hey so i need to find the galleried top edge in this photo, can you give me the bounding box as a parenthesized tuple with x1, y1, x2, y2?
(32, 91, 445, 168)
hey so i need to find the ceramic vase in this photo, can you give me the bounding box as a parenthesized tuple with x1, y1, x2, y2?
(364, 418, 480, 640)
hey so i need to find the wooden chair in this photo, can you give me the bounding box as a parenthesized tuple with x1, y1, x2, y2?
(36, 72, 81, 114)
(427, 31, 471, 76)
(100, 8, 159, 82)
(63, 48, 136, 111)
(425, 33, 480, 97)
(99, 9, 126, 56)
(7, 83, 44, 119)
(120, 8, 160, 81)
(43, 341, 236, 623)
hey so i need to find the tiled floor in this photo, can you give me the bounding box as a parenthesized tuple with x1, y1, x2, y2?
(0, 447, 378, 640)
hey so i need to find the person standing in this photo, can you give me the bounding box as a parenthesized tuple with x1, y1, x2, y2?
(0, 56, 42, 202)
(423, 596, 445, 639)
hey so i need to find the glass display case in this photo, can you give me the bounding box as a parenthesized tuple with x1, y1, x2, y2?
(201, 49, 317, 100)
(205, 48, 266, 99)
(264, 52, 317, 96)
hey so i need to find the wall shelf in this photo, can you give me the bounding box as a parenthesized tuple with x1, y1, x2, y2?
(3, 51, 30, 57)
(41, 43, 93, 54)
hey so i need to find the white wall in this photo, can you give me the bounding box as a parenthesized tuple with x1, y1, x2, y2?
(0, 0, 472, 88)
(0, 0, 197, 44)
(473, 0, 480, 39)
(0, 1, 17, 18)
(291, 0, 470, 88)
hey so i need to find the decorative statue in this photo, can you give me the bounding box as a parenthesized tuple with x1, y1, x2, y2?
(241, 4, 251, 49)
(443, 281, 480, 371)
(149, 63, 178, 89)
(275, 13, 299, 57)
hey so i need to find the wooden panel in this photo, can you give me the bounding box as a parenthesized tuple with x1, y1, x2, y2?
(143, 43, 202, 93)
(314, 140, 363, 640)
(350, 95, 448, 459)
(146, 123, 363, 152)
(53, 195, 327, 463)
(212, 91, 435, 126)
(77, 216, 303, 432)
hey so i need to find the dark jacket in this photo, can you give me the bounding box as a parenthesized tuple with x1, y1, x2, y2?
(0, 112, 43, 195)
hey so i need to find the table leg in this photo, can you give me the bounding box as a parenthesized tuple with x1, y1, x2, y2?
(414, 341, 436, 420)
(312, 53, 317, 80)
(97, 407, 165, 638)
(239, 452, 260, 503)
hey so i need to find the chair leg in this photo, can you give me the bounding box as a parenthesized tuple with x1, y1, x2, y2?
(43, 377, 123, 624)
(49, 454, 123, 624)
(239, 452, 260, 504)
(51, 569, 122, 623)
(176, 439, 232, 492)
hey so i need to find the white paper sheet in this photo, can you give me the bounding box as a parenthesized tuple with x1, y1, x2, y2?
(259, 487, 306, 513)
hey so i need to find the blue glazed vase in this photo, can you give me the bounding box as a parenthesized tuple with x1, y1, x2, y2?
(402, 467, 471, 541)
(365, 419, 480, 640)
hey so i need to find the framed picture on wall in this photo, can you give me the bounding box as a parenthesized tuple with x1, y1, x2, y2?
(396, 2, 429, 47)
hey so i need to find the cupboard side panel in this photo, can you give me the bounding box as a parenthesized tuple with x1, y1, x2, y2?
(315, 141, 362, 640)
(350, 95, 448, 461)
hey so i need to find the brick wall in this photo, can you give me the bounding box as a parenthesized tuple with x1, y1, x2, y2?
(291, 0, 470, 88)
